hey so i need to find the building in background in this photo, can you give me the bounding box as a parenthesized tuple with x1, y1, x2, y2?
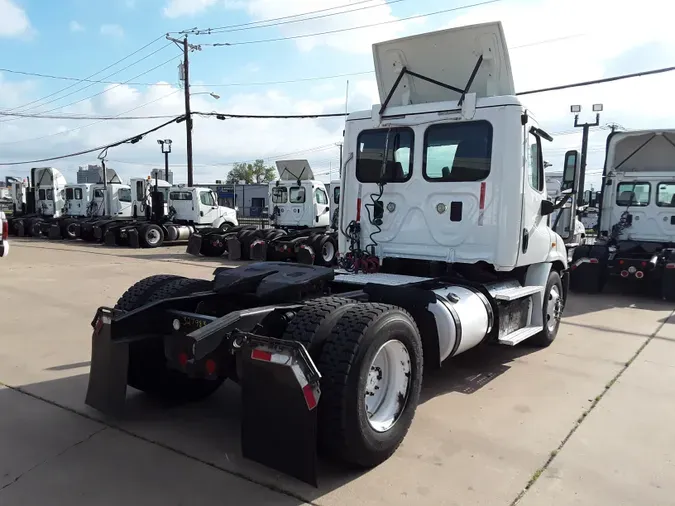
(151, 168, 173, 184)
(77, 164, 120, 184)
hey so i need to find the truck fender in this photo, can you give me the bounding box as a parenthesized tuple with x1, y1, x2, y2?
(211, 217, 226, 229)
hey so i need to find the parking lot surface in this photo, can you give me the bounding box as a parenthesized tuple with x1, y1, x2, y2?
(1, 238, 674, 506)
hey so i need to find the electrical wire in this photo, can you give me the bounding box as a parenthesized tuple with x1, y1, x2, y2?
(193, 0, 410, 35)
(0, 90, 182, 145)
(204, 0, 501, 46)
(0, 116, 185, 165)
(182, 0, 386, 34)
(0, 111, 179, 120)
(0, 43, 175, 123)
(0, 67, 373, 87)
(4, 35, 167, 114)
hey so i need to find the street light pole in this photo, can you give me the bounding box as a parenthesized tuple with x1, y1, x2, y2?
(571, 103, 603, 204)
(158, 139, 172, 183)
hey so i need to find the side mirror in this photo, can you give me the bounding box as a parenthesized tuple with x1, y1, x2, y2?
(561, 150, 580, 192)
(541, 199, 555, 216)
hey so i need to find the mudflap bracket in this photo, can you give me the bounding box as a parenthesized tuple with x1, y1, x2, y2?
(235, 331, 322, 486)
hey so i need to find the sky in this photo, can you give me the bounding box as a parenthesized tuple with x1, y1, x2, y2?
(0, 0, 674, 188)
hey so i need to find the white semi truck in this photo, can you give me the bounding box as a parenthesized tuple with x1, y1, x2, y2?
(9, 167, 68, 237)
(570, 128, 675, 299)
(187, 161, 340, 265)
(84, 22, 571, 486)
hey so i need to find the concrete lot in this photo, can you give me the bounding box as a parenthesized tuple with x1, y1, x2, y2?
(1, 237, 674, 505)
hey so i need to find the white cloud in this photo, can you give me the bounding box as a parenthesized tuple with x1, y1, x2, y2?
(100, 24, 125, 38)
(223, 0, 425, 53)
(163, 0, 219, 18)
(0, 80, 374, 184)
(69, 20, 85, 32)
(0, 0, 32, 38)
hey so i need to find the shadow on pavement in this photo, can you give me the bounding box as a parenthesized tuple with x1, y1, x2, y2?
(2, 339, 547, 504)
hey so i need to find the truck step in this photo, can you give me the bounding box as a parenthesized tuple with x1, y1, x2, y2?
(498, 326, 541, 346)
(492, 285, 542, 301)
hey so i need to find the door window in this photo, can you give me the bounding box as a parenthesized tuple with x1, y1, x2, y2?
(333, 186, 340, 204)
(315, 188, 328, 205)
(136, 181, 145, 201)
(46, 189, 54, 200)
(118, 188, 132, 203)
(527, 131, 544, 192)
(74, 188, 83, 200)
(199, 191, 216, 206)
(38, 189, 46, 200)
(94, 189, 104, 199)
(66, 188, 74, 200)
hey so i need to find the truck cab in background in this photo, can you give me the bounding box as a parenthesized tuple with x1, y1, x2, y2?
(270, 160, 331, 229)
(570, 129, 675, 299)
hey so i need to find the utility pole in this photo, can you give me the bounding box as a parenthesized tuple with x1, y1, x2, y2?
(166, 34, 202, 187)
(98, 148, 109, 217)
(336, 142, 343, 177)
(571, 103, 603, 205)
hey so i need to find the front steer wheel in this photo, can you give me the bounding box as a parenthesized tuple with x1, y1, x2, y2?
(316, 303, 423, 468)
(529, 270, 564, 348)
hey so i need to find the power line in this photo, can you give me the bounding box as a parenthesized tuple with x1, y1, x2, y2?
(0, 43, 175, 123)
(4, 35, 167, 114)
(205, 0, 501, 46)
(0, 111, 179, 120)
(193, 0, 409, 35)
(183, 0, 384, 34)
(0, 116, 185, 166)
(0, 67, 374, 88)
(0, 90, 181, 145)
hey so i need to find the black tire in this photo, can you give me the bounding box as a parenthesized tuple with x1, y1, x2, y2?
(62, 220, 78, 240)
(530, 270, 564, 348)
(114, 274, 185, 312)
(281, 297, 358, 360)
(316, 235, 338, 266)
(317, 303, 423, 468)
(141, 223, 165, 248)
(219, 222, 232, 233)
(125, 277, 225, 402)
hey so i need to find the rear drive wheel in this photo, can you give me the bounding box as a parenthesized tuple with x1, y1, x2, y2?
(125, 277, 224, 402)
(317, 303, 423, 467)
(529, 270, 563, 348)
(281, 297, 358, 359)
(114, 274, 185, 312)
(141, 223, 164, 248)
(63, 220, 79, 240)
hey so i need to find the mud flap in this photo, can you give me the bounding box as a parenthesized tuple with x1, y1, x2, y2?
(48, 224, 62, 240)
(16, 221, 25, 237)
(104, 230, 117, 247)
(250, 239, 268, 262)
(240, 345, 320, 486)
(186, 233, 203, 256)
(227, 238, 242, 260)
(128, 228, 140, 249)
(296, 244, 315, 265)
(85, 308, 129, 417)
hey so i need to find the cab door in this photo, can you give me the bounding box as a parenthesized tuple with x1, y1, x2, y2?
(314, 186, 330, 227)
(516, 124, 553, 266)
(198, 190, 218, 225)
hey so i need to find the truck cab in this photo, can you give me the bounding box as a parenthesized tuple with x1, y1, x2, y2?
(130, 178, 171, 219)
(64, 184, 95, 217)
(338, 23, 568, 273)
(33, 167, 67, 218)
(169, 186, 238, 229)
(270, 160, 331, 229)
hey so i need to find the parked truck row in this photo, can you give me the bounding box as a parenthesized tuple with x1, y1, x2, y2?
(7, 167, 240, 248)
(187, 160, 342, 266)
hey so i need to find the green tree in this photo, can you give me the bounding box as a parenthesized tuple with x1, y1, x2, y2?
(226, 159, 277, 184)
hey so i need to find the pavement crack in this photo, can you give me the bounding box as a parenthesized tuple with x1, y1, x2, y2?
(0, 426, 108, 492)
(509, 308, 675, 506)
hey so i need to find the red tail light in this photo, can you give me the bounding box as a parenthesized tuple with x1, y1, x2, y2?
(2, 219, 8, 241)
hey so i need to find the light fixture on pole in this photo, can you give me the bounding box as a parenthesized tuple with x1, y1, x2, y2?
(191, 91, 220, 100)
(570, 103, 603, 204)
(157, 139, 172, 184)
